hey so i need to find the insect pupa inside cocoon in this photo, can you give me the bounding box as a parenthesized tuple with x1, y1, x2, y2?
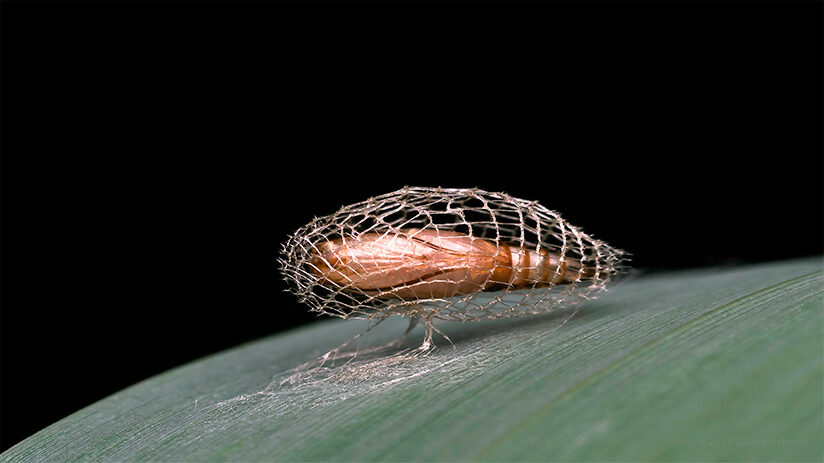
(280, 186, 626, 355)
(310, 228, 598, 300)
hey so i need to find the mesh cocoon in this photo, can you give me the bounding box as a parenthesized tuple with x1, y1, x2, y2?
(280, 187, 626, 322)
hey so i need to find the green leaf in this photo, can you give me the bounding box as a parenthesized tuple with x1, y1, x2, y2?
(3, 257, 822, 462)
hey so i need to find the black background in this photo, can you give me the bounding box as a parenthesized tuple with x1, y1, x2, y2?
(1, 0, 821, 452)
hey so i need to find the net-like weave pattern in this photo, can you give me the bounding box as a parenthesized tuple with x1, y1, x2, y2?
(280, 187, 626, 322)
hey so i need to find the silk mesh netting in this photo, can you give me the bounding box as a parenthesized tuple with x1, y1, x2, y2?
(279, 186, 626, 323)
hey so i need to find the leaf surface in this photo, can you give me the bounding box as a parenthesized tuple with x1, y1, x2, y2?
(3, 257, 822, 462)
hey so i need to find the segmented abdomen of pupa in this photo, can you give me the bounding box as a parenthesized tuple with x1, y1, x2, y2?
(279, 187, 626, 322)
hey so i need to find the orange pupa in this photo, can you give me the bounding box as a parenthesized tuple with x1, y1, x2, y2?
(279, 186, 626, 352)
